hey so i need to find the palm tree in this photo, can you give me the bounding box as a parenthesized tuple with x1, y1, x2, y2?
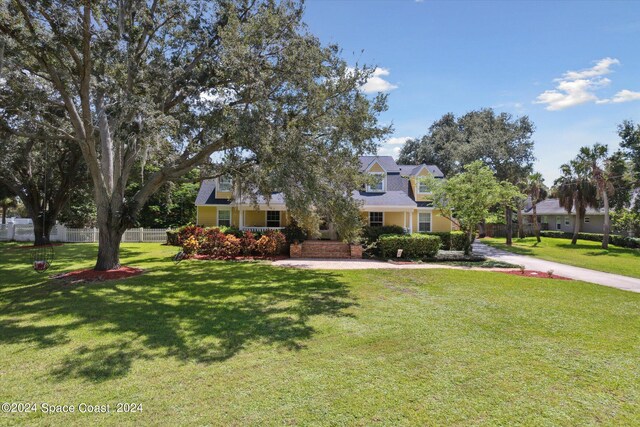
(575, 143, 614, 249)
(554, 162, 598, 245)
(525, 172, 546, 242)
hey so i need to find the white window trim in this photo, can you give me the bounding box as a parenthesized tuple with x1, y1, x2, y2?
(265, 210, 281, 227)
(369, 211, 384, 227)
(218, 176, 233, 192)
(366, 172, 386, 193)
(584, 217, 590, 223)
(217, 208, 231, 227)
(416, 179, 430, 194)
(418, 212, 432, 232)
(564, 216, 570, 226)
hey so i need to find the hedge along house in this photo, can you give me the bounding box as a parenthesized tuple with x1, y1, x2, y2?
(195, 155, 454, 239)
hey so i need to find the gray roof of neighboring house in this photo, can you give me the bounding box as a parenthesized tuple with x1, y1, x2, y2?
(352, 190, 417, 207)
(236, 192, 286, 205)
(523, 198, 603, 215)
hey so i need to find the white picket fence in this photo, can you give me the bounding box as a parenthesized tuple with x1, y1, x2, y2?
(0, 224, 169, 243)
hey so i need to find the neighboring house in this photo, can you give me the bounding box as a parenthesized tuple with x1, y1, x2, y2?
(195, 155, 454, 238)
(522, 198, 605, 234)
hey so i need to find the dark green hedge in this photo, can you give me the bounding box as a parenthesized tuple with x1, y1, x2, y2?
(539, 230, 640, 249)
(421, 231, 467, 251)
(378, 234, 440, 259)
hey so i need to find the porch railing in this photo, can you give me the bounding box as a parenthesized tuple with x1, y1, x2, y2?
(240, 226, 285, 233)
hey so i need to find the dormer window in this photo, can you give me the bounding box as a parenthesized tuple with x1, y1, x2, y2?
(367, 173, 385, 192)
(417, 180, 429, 194)
(218, 176, 232, 192)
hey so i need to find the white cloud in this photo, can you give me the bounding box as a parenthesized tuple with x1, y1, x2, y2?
(599, 89, 640, 104)
(535, 58, 620, 110)
(361, 68, 398, 94)
(386, 136, 412, 145)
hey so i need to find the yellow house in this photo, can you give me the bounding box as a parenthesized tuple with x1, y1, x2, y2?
(195, 155, 455, 237)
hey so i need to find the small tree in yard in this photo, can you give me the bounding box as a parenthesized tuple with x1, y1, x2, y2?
(424, 161, 522, 255)
(1, 1, 389, 270)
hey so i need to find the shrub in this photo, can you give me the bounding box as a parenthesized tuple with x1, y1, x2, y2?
(177, 225, 205, 245)
(196, 228, 242, 259)
(423, 232, 452, 249)
(240, 231, 257, 255)
(378, 234, 440, 259)
(166, 229, 180, 246)
(219, 226, 244, 238)
(450, 231, 468, 251)
(539, 230, 640, 249)
(282, 222, 307, 243)
(255, 230, 286, 256)
(182, 236, 200, 255)
(362, 225, 405, 244)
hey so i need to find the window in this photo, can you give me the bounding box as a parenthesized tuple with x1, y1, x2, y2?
(218, 209, 231, 227)
(369, 212, 383, 227)
(266, 211, 281, 227)
(367, 173, 385, 192)
(542, 216, 548, 224)
(417, 180, 429, 194)
(218, 176, 232, 192)
(564, 216, 570, 226)
(556, 216, 562, 230)
(584, 217, 590, 223)
(418, 212, 432, 232)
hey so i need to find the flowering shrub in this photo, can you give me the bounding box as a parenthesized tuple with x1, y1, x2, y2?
(255, 230, 286, 256)
(182, 236, 200, 255)
(177, 225, 205, 245)
(178, 226, 286, 259)
(240, 231, 257, 255)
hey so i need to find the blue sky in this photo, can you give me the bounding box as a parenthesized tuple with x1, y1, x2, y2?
(303, 0, 640, 184)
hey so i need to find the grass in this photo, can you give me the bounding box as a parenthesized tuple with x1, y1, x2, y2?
(482, 237, 640, 279)
(1, 242, 639, 425)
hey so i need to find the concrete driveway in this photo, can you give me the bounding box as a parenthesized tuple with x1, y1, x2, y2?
(472, 241, 640, 293)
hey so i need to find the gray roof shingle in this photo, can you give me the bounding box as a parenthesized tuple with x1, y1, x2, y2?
(352, 190, 417, 207)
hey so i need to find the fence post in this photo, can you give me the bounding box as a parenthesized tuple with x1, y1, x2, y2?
(140, 227, 144, 242)
(9, 224, 15, 241)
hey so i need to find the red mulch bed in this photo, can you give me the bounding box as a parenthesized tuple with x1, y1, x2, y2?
(13, 243, 64, 249)
(52, 266, 144, 283)
(499, 270, 572, 280)
(191, 254, 288, 261)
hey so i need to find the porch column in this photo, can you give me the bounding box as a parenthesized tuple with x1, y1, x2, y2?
(239, 208, 244, 229)
(409, 211, 413, 234)
(403, 211, 407, 231)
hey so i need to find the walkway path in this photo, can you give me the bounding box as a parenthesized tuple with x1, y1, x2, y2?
(472, 241, 640, 293)
(272, 258, 476, 270)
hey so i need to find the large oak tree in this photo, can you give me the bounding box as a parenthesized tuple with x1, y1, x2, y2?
(1, 0, 389, 270)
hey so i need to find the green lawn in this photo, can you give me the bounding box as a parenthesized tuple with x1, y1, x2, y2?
(482, 237, 640, 279)
(1, 243, 640, 426)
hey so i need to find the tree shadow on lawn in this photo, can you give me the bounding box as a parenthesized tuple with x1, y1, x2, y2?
(0, 262, 356, 382)
(556, 243, 640, 257)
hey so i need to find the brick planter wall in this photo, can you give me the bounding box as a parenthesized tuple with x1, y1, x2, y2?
(349, 244, 363, 259)
(290, 243, 302, 258)
(289, 240, 362, 259)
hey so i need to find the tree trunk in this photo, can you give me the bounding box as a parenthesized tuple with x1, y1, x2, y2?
(571, 207, 581, 245)
(478, 220, 486, 238)
(602, 191, 610, 249)
(532, 203, 541, 243)
(464, 228, 473, 255)
(505, 207, 513, 246)
(1, 206, 6, 224)
(517, 208, 524, 239)
(32, 216, 55, 246)
(95, 221, 124, 271)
